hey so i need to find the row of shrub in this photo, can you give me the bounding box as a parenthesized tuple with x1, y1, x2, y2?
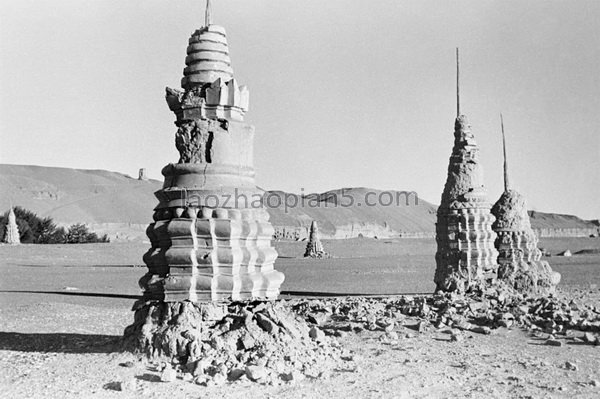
(0, 207, 109, 244)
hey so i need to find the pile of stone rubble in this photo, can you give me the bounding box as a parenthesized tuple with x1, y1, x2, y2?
(290, 285, 600, 345)
(123, 300, 349, 386)
(123, 285, 599, 386)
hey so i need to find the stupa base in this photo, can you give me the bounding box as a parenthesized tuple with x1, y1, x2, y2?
(498, 260, 561, 297)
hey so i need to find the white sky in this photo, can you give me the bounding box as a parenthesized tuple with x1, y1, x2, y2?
(1, 0, 599, 219)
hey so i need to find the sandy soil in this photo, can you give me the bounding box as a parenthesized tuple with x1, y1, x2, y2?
(1, 238, 599, 398)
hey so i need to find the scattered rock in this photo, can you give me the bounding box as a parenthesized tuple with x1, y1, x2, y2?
(240, 333, 256, 350)
(245, 365, 268, 382)
(309, 326, 326, 342)
(104, 379, 137, 392)
(228, 368, 245, 381)
(256, 313, 279, 334)
(584, 332, 597, 344)
(565, 361, 578, 371)
(545, 339, 563, 347)
(281, 370, 304, 383)
(450, 333, 463, 342)
(307, 312, 329, 326)
(160, 365, 177, 382)
(473, 326, 492, 335)
(211, 373, 227, 386)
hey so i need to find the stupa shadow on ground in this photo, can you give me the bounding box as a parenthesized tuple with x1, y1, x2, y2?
(0, 332, 121, 354)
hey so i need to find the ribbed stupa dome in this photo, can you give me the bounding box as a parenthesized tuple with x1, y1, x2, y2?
(181, 25, 234, 90)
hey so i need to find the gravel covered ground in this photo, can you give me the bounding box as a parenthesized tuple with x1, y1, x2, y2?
(1, 238, 599, 398)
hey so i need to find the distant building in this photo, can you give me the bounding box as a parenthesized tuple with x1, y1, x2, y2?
(138, 168, 148, 180)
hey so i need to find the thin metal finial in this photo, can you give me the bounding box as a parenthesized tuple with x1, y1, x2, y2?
(205, 0, 212, 26)
(501, 113, 510, 192)
(456, 47, 460, 117)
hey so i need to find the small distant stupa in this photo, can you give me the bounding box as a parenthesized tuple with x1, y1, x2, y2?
(434, 49, 498, 293)
(490, 115, 561, 295)
(138, 168, 148, 180)
(4, 208, 20, 245)
(304, 221, 329, 258)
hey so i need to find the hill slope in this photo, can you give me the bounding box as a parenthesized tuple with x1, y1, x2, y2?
(0, 164, 596, 240)
(0, 164, 161, 225)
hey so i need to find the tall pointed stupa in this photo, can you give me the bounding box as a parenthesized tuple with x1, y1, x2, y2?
(138, 1, 284, 303)
(304, 221, 329, 258)
(4, 208, 20, 245)
(434, 49, 498, 293)
(491, 115, 560, 295)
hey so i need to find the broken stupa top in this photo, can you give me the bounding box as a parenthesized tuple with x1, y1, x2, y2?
(182, 25, 234, 90)
(492, 189, 532, 232)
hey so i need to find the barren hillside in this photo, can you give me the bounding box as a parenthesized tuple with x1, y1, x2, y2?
(0, 164, 596, 240)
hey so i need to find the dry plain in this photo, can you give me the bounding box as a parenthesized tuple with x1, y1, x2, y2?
(1, 237, 600, 398)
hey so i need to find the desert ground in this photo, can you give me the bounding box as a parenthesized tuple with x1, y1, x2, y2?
(1, 237, 600, 398)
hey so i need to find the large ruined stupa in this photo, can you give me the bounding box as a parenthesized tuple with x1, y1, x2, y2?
(434, 50, 498, 293)
(135, 4, 284, 304)
(122, 6, 351, 375)
(491, 115, 561, 295)
(3, 208, 20, 245)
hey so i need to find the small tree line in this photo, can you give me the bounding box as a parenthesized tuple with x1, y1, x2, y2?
(0, 207, 109, 244)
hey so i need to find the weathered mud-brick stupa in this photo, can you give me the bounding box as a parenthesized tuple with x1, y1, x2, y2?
(3, 208, 20, 245)
(124, 2, 288, 359)
(304, 221, 330, 258)
(434, 50, 498, 293)
(123, 9, 346, 380)
(491, 115, 561, 295)
(138, 10, 284, 303)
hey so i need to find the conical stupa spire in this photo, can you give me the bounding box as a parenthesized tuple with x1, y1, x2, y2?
(434, 50, 498, 293)
(500, 113, 510, 192)
(205, 0, 212, 27)
(456, 48, 460, 117)
(304, 221, 329, 258)
(167, 2, 249, 121)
